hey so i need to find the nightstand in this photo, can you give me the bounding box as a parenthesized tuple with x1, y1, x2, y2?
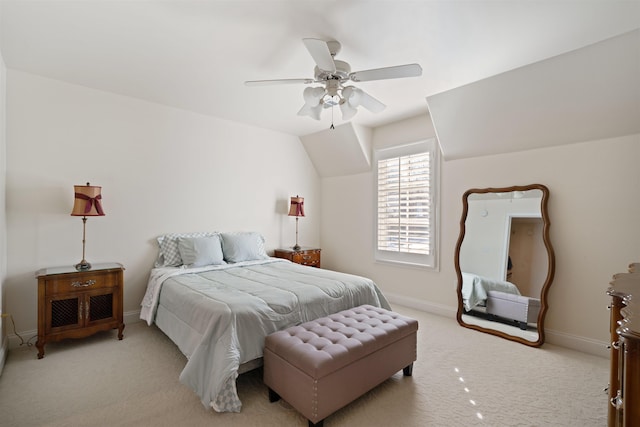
(274, 248, 321, 268)
(36, 263, 125, 359)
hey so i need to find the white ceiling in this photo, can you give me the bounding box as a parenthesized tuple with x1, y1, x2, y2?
(1, 1, 639, 137)
(428, 29, 640, 160)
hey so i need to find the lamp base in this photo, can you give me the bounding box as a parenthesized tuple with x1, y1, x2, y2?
(75, 260, 92, 271)
(292, 244, 301, 251)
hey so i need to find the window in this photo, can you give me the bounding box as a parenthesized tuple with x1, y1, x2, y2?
(375, 139, 438, 268)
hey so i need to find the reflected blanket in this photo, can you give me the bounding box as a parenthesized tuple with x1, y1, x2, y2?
(461, 271, 520, 312)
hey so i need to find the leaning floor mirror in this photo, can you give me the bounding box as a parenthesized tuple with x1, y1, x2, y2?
(454, 184, 555, 347)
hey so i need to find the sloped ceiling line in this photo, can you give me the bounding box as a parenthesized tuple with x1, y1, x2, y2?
(427, 29, 640, 161)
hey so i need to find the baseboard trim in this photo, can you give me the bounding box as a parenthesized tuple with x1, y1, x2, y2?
(7, 328, 36, 350)
(0, 334, 8, 376)
(385, 293, 609, 358)
(385, 292, 457, 318)
(6, 310, 143, 350)
(124, 309, 142, 325)
(545, 328, 609, 358)
(5, 307, 608, 358)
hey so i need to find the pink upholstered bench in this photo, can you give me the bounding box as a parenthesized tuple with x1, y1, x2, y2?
(263, 304, 418, 427)
(486, 290, 541, 330)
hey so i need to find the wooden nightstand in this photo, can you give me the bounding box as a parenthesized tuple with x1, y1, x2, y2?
(36, 263, 125, 359)
(274, 248, 321, 268)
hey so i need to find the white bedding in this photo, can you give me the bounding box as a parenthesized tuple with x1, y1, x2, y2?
(140, 258, 390, 412)
(461, 272, 520, 312)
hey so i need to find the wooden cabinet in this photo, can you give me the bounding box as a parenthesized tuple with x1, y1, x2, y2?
(36, 263, 125, 359)
(607, 262, 640, 427)
(274, 248, 321, 268)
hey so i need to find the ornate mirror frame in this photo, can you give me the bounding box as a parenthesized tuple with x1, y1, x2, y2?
(454, 184, 555, 347)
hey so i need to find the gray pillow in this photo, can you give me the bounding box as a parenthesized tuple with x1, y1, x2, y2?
(220, 232, 269, 263)
(156, 231, 218, 267)
(177, 235, 226, 268)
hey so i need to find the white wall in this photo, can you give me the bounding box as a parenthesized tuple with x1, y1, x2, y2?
(0, 36, 7, 370)
(322, 113, 640, 355)
(5, 70, 640, 358)
(4, 70, 321, 337)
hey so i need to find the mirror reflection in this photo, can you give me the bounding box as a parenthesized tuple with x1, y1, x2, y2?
(455, 184, 555, 347)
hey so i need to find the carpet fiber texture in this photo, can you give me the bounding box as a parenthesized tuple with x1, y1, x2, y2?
(0, 305, 608, 426)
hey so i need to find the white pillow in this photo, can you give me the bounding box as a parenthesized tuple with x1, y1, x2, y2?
(177, 235, 226, 268)
(156, 231, 218, 267)
(220, 232, 269, 263)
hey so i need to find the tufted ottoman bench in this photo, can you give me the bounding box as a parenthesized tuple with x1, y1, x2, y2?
(263, 304, 418, 427)
(486, 290, 541, 330)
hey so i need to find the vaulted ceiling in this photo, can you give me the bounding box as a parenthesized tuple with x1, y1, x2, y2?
(2, 0, 638, 141)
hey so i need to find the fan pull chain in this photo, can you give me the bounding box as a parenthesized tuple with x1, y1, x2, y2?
(330, 105, 335, 130)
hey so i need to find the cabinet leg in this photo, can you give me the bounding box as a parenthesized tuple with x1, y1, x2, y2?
(118, 323, 125, 340)
(36, 340, 45, 359)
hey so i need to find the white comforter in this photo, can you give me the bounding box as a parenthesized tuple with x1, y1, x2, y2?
(461, 272, 521, 312)
(140, 258, 390, 412)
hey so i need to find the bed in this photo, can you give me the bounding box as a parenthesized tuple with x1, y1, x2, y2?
(139, 231, 391, 413)
(461, 271, 521, 312)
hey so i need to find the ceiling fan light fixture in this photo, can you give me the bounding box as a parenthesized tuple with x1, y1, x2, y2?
(298, 86, 326, 120)
(302, 86, 325, 106)
(297, 103, 323, 120)
(342, 86, 361, 106)
(322, 94, 341, 107)
(339, 86, 360, 120)
(340, 100, 358, 120)
(245, 39, 420, 125)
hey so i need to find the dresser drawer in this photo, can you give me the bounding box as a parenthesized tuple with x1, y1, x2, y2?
(44, 271, 117, 295)
(292, 250, 321, 267)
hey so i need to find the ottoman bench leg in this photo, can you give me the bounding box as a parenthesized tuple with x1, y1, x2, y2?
(403, 362, 414, 376)
(268, 387, 281, 403)
(268, 387, 325, 427)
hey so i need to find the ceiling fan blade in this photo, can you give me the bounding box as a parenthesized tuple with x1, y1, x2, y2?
(302, 38, 336, 72)
(349, 64, 422, 82)
(358, 89, 386, 113)
(245, 78, 314, 86)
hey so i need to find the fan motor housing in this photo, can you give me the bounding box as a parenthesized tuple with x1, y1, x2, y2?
(314, 60, 351, 82)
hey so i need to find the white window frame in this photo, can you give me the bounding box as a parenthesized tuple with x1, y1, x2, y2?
(374, 138, 439, 269)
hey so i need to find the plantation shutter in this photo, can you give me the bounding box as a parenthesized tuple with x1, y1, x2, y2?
(377, 152, 431, 256)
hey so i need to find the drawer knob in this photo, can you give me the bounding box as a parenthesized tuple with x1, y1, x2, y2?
(71, 279, 96, 288)
(610, 390, 623, 410)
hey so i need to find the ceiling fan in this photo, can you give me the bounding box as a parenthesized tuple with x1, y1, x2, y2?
(245, 38, 422, 123)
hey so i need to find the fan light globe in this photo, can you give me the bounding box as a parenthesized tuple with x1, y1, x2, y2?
(339, 87, 357, 120)
(303, 86, 325, 106)
(298, 87, 326, 120)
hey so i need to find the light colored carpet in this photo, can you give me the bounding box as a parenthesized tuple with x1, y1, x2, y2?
(0, 305, 608, 426)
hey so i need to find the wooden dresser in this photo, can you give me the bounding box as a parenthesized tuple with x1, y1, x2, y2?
(273, 248, 321, 268)
(607, 262, 640, 426)
(36, 263, 125, 359)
